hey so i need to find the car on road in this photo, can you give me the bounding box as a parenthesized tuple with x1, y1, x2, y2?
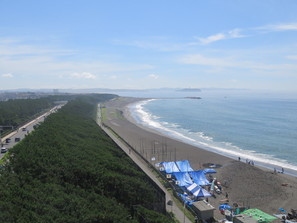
(5, 138, 11, 143)
(1, 147, 7, 153)
(15, 137, 21, 142)
(22, 127, 26, 131)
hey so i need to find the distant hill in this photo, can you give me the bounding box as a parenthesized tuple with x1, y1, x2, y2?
(1, 87, 201, 93)
(177, 88, 201, 92)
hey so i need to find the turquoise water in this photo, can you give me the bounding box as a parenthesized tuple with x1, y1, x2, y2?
(128, 91, 297, 175)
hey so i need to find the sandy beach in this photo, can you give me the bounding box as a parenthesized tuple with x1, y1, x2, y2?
(103, 97, 297, 218)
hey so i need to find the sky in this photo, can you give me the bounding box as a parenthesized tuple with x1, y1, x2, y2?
(1, 0, 297, 92)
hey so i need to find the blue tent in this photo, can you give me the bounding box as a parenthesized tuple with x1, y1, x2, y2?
(193, 187, 212, 198)
(172, 172, 193, 186)
(187, 183, 211, 198)
(187, 183, 200, 195)
(203, 168, 217, 174)
(175, 160, 194, 172)
(189, 171, 210, 186)
(219, 204, 232, 210)
(161, 161, 180, 173)
(178, 193, 193, 205)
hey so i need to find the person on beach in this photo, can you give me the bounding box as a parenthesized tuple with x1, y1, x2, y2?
(223, 180, 228, 188)
(195, 216, 199, 223)
(282, 168, 284, 173)
(238, 157, 241, 161)
(281, 215, 286, 223)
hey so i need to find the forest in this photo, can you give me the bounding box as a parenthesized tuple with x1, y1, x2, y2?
(0, 95, 76, 129)
(0, 94, 174, 223)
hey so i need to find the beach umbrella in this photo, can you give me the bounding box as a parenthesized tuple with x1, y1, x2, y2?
(192, 187, 212, 198)
(203, 168, 217, 174)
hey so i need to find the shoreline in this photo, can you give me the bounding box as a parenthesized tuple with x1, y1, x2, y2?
(103, 97, 297, 216)
(125, 98, 297, 178)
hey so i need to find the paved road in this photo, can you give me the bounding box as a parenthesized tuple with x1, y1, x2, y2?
(0, 104, 65, 158)
(97, 104, 192, 223)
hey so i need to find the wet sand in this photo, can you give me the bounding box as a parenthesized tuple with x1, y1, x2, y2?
(103, 97, 297, 218)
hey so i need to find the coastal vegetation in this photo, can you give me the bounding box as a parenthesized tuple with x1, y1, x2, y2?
(0, 94, 174, 223)
(0, 97, 54, 127)
(0, 94, 108, 133)
(0, 95, 79, 134)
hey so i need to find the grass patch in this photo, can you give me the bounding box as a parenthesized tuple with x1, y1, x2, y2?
(101, 107, 107, 121)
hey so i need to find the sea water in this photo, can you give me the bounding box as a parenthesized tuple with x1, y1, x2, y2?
(127, 90, 297, 176)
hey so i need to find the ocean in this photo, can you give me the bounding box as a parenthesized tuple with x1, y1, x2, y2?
(126, 90, 297, 176)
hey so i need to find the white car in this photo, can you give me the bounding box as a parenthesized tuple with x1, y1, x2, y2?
(1, 147, 7, 153)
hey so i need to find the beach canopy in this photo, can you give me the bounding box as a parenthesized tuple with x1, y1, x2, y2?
(187, 183, 212, 198)
(172, 172, 193, 186)
(161, 161, 180, 173)
(175, 160, 194, 172)
(203, 168, 217, 174)
(161, 160, 194, 173)
(187, 183, 199, 192)
(193, 187, 212, 198)
(189, 171, 210, 186)
(241, 209, 277, 223)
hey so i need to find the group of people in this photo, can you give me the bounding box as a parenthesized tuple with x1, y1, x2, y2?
(274, 167, 285, 174)
(238, 157, 286, 175)
(281, 209, 297, 222)
(238, 157, 255, 165)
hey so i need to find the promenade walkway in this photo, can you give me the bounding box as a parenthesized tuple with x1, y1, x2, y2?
(97, 105, 192, 223)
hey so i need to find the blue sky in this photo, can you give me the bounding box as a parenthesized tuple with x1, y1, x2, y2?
(1, 0, 297, 92)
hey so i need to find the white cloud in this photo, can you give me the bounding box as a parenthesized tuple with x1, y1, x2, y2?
(260, 23, 297, 32)
(0, 37, 20, 44)
(228, 29, 244, 38)
(70, 72, 96, 79)
(0, 39, 154, 83)
(1, 73, 13, 78)
(274, 23, 297, 31)
(115, 22, 295, 51)
(148, 74, 159, 79)
(286, 55, 297, 60)
(109, 75, 118, 80)
(113, 38, 186, 52)
(197, 29, 244, 45)
(198, 33, 226, 45)
(196, 22, 297, 46)
(0, 37, 154, 78)
(0, 39, 74, 57)
(178, 54, 297, 71)
(179, 54, 235, 67)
